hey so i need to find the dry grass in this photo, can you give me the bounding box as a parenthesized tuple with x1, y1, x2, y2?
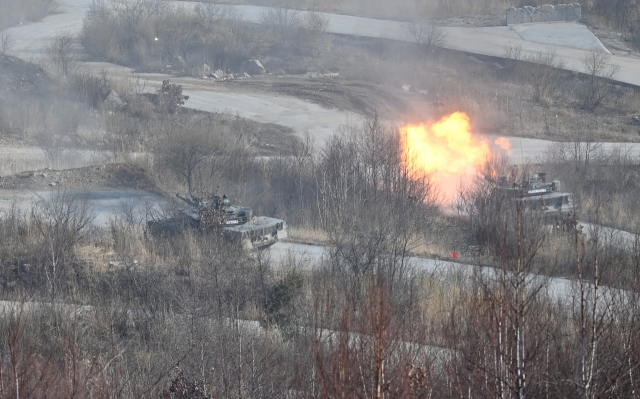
(410, 238, 459, 259)
(75, 243, 118, 273)
(286, 214, 476, 262)
(286, 226, 330, 245)
(416, 270, 473, 343)
(0, 153, 49, 176)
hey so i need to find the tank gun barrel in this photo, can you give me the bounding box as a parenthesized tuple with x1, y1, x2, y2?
(176, 193, 197, 208)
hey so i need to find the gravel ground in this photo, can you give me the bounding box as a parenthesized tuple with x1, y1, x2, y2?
(0, 163, 165, 226)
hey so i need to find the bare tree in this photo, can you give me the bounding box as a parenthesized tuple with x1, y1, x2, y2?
(456, 186, 554, 399)
(564, 204, 630, 398)
(504, 42, 523, 61)
(403, 21, 446, 52)
(0, 29, 12, 53)
(108, 0, 167, 26)
(37, 133, 67, 169)
(503, 42, 523, 80)
(632, 23, 640, 49)
(261, 3, 302, 43)
(305, 10, 329, 33)
(581, 50, 620, 112)
(45, 33, 77, 77)
(304, 10, 329, 50)
(193, 3, 237, 24)
(156, 10, 199, 71)
(32, 191, 95, 304)
(160, 365, 210, 399)
(158, 125, 221, 195)
(527, 49, 564, 106)
(312, 272, 434, 399)
(594, 0, 638, 30)
(317, 116, 438, 300)
(544, 126, 603, 175)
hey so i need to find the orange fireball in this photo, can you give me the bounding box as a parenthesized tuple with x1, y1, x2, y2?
(494, 136, 512, 155)
(400, 112, 503, 203)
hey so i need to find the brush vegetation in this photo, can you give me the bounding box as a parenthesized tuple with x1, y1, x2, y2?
(2, 125, 640, 397)
(2, 0, 640, 397)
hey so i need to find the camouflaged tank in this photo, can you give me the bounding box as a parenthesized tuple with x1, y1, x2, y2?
(148, 193, 287, 249)
(493, 172, 575, 228)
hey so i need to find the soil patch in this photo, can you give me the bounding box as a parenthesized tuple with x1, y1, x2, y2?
(0, 163, 156, 192)
(0, 54, 51, 102)
(218, 75, 416, 120)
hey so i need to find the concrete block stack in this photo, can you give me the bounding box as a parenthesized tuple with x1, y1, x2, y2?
(506, 3, 581, 25)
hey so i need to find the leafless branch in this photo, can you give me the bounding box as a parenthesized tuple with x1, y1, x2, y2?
(0, 29, 12, 53)
(526, 49, 564, 106)
(45, 33, 77, 77)
(403, 21, 446, 52)
(261, 4, 302, 42)
(581, 50, 620, 112)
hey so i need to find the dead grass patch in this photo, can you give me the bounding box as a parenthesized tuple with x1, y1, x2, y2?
(287, 226, 330, 245)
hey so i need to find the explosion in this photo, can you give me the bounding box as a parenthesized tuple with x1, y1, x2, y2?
(400, 112, 508, 203)
(494, 136, 512, 155)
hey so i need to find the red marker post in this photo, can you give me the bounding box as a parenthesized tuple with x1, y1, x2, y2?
(451, 251, 459, 259)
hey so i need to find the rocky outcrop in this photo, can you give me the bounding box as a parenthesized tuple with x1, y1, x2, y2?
(103, 90, 126, 110)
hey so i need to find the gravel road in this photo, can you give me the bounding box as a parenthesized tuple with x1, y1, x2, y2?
(5, 0, 640, 157)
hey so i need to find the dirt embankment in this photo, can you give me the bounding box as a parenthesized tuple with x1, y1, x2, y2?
(0, 54, 51, 102)
(218, 75, 415, 119)
(0, 163, 156, 192)
(0, 54, 52, 140)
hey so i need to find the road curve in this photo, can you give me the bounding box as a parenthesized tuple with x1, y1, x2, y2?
(267, 240, 629, 305)
(175, 3, 640, 86)
(5, 1, 640, 159)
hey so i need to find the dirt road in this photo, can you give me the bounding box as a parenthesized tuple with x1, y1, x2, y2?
(6, 0, 640, 158)
(0, 163, 164, 226)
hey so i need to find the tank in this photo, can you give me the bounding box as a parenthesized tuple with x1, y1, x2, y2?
(493, 172, 575, 223)
(148, 193, 287, 249)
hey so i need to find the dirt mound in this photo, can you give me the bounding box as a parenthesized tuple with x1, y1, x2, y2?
(0, 54, 51, 103)
(0, 163, 156, 192)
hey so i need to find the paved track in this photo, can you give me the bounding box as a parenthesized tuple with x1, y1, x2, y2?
(267, 239, 625, 304)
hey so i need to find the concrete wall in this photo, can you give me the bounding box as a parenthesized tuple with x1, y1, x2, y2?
(506, 3, 581, 25)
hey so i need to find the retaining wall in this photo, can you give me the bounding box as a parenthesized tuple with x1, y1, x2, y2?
(506, 3, 581, 25)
